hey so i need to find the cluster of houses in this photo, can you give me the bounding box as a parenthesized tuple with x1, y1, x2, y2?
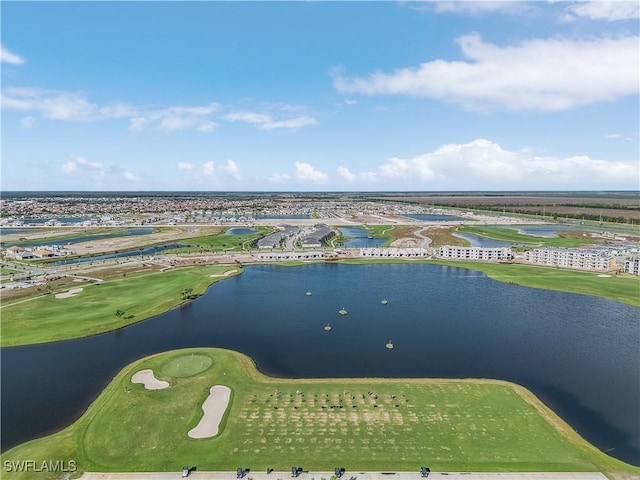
(4, 245, 73, 260)
(3, 226, 639, 276)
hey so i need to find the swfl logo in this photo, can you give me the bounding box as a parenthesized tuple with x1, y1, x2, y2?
(3, 459, 77, 473)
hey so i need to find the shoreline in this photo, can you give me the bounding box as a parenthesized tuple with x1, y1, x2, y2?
(2, 348, 638, 478)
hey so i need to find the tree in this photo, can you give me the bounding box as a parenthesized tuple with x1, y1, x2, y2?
(181, 288, 193, 301)
(115, 309, 125, 318)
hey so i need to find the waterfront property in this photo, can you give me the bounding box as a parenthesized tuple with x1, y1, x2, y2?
(255, 225, 300, 249)
(524, 248, 616, 271)
(257, 251, 327, 261)
(438, 245, 512, 261)
(360, 247, 433, 258)
(299, 224, 336, 248)
(624, 256, 640, 276)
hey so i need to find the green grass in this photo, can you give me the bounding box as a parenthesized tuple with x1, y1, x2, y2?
(428, 260, 640, 307)
(2, 348, 637, 479)
(0, 265, 243, 346)
(161, 354, 213, 377)
(168, 226, 272, 253)
(457, 226, 594, 247)
(0, 266, 21, 275)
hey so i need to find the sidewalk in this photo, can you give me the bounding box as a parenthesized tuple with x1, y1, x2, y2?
(79, 471, 609, 480)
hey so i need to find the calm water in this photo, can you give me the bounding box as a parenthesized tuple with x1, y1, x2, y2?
(4, 228, 154, 248)
(483, 224, 586, 238)
(1, 264, 638, 465)
(225, 228, 258, 235)
(338, 227, 387, 248)
(452, 232, 514, 247)
(50, 243, 186, 265)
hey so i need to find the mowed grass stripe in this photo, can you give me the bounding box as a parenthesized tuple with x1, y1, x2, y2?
(0, 265, 242, 346)
(2, 349, 637, 480)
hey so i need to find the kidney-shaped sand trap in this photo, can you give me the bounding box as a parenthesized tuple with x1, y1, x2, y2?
(55, 287, 84, 299)
(188, 385, 231, 439)
(131, 369, 170, 390)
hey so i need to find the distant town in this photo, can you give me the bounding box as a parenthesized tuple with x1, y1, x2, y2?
(1, 192, 639, 296)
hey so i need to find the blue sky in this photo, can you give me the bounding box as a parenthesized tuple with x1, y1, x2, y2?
(1, 1, 638, 191)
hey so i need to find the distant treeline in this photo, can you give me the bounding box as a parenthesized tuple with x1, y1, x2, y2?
(439, 204, 639, 224)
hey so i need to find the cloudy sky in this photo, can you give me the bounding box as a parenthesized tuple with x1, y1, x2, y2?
(1, 1, 638, 191)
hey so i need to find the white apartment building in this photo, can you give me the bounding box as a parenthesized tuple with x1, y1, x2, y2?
(360, 247, 433, 258)
(257, 251, 326, 261)
(624, 257, 640, 276)
(524, 248, 615, 271)
(438, 246, 512, 261)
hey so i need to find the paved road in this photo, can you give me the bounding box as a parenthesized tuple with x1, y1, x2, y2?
(79, 471, 609, 480)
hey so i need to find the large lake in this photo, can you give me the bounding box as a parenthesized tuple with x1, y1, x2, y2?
(1, 263, 638, 465)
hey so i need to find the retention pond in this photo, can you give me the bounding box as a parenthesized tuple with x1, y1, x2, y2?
(1, 263, 638, 465)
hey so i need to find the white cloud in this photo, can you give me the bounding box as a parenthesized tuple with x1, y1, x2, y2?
(129, 102, 219, 132)
(1, 88, 98, 120)
(60, 156, 142, 185)
(123, 171, 141, 182)
(337, 166, 356, 181)
(176, 159, 242, 184)
(423, 1, 532, 15)
(268, 162, 329, 185)
(338, 139, 639, 190)
(1, 87, 220, 132)
(294, 162, 329, 184)
(268, 173, 292, 183)
(563, 1, 640, 21)
(20, 116, 35, 129)
(220, 159, 241, 180)
(333, 34, 639, 111)
(62, 156, 104, 174)
(225, 108, 318, 130)
(1, 44, 25, 65)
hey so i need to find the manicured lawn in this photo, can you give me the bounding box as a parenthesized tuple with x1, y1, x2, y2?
(457, 226, 594, 247)
(428, 260, 640, 307)
(2, 348, 637, 479)
(167, 226, 272, 253)
(0, 265, 242, 346)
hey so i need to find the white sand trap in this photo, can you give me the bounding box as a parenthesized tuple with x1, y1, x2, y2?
(188, 385, 231, 439)
(55, 287, 84, 299)
(597, 274, 612, 278)
(209, 269, 238, 278)
(131, 369, 170, 390)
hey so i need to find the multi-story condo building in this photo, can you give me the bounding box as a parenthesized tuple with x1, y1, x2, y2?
(524, 248, 616, 271)
(624, 257, 640, 276)
(438, 246, 512, 261)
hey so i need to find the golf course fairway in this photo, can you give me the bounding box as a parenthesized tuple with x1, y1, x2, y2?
(1, 348, 637, 480)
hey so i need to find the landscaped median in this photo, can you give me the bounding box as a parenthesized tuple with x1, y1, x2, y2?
(0, 265, 243, 347)
(1, 348, 637, 480)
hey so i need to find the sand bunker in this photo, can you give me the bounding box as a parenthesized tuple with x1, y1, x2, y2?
(131, 369, 170, 390)
(55, 287, 83, 299)
(209, 269, 238, 278)
(597, 274, 612, 278)
(188, 385, 231, 439)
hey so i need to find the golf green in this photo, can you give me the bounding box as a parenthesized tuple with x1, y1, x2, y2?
(161, 354, 213, 377)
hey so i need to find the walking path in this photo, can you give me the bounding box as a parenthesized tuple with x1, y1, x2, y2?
(79, 471, 608, 480)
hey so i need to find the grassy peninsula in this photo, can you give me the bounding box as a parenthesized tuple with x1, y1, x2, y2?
(2, 348, 637, 479)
